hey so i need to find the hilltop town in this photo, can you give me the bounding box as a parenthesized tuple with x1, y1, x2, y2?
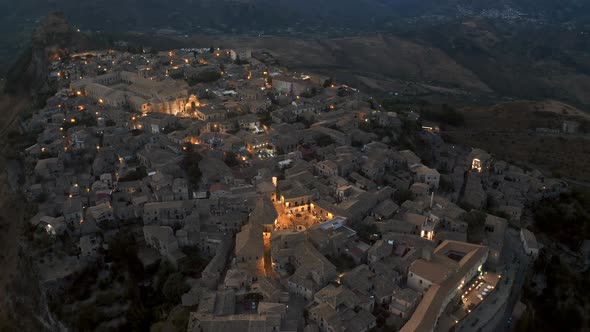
(12, 45, 572, 332)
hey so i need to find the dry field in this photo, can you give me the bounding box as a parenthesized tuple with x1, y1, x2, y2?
(258, 35, 490, 92)
(446, 100, 590, 182)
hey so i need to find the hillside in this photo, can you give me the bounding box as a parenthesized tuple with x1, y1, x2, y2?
(444, 100, 590, 182)
(208, 34, 492, 93)
(0, 1, 589, 107)
(407, 18, 590, 107)
(128, 26, 590, 107)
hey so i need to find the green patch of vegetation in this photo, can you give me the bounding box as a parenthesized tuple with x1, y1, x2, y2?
(355, 223, 380, 243)
(108, 232, 144, 280)
(394, 188, 414, 205)
(325, 253, 356, 273)
(162, 273, 190, 303)
(118, 166, 147, 182)
(315, 134, 335, 147)
(181, 144, 202, 187)
(421, 104, 465, 126)
(520, 251, 590, 332)
(75, 303, 107, 331)
(168, 71, 184, 80)
(300, 87, 319, 98)
(168, 306, 191, 331)
(462, 210, 486, 243)
(284, 262, 296, 275)
(131, 128, 144, 136)
(533, 190, 590, 250)
(513, 306, 535, 332)
(223, 151, 239, 167)
(61, 265, 100, 304)
(258, 111, 273, 127)
(185, 69, 222, 86)
(298, 115, 316, 129)
(4, 47, 33, 94)
(438, 176, 454, 193)
(95, 291, 125, 307)
(358, 119, 377, 133)
(161, 122, 186, 134)
(179, 246, 206, 278)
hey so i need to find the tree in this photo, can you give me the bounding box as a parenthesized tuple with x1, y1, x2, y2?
(76, 304, 103, 331)
(258, 111, 272, 127)
(181, 145, 202, 187)
(356, 223, 380, 243)
(421, 104, 465, 126)
(126, 302, 153, 331)
(463, 210, 486, 243)
(118, 166, 147, 182)
(315, 134, 334, 147)
(180, 246, 205, 277)
(108, 232, 144, 280)
(275, 146, 285, 156)
(285, 262, 296, 275)
(169, 307, 190, 330)
(326, 254, 356, 273)
(533, 190, 590, 249)
(185, 69, 221, 85)
(438, 176, 454, 193)
(169, 71, 184, 80)
(394, 188, 414, 205)
(299, 115, 315, 128)
(224, 151, 239, 167)
(162, 273, 190, 303)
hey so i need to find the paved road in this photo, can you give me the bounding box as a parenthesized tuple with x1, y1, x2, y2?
(496, 228, 532, 332)
(457, 262, 516, 332)
(456, 228, 531, 332)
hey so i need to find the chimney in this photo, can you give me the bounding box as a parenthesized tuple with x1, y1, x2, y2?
(430, 191, 434, 209)
(422, 246, 433, 262)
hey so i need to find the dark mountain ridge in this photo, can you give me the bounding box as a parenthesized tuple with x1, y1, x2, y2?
(2, 2, 590, 108)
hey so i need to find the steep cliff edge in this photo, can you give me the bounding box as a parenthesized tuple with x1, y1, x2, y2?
(3, 12, 82, 99)
(0, 13, 77, 332)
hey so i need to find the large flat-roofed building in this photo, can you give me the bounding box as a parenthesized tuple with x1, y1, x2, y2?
(402, 240, 488, 332)
(70, 71, 189, 115)
(272, 75, 314, 96)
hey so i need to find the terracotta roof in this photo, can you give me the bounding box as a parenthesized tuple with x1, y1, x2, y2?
(402, 241, 488, 332)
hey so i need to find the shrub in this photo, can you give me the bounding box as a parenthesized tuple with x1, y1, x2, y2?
(162, 273, 190, 304)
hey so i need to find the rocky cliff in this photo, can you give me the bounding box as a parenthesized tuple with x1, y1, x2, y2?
(4, 13, 80, 98)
